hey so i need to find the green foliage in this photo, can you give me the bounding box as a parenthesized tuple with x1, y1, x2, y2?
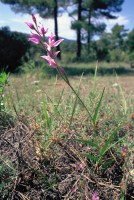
(127, 28, 134, 51)
(2, 67, 133, 198)
(111, 24, 128, 49)
(69, 0, 124, 49)
(109, 49, 126, 62)
(0, 72, 8, 111)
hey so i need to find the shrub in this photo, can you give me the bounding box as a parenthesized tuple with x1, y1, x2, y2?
(0, 27, 30, 72)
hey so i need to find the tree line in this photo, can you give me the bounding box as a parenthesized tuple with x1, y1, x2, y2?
(1, 0, 125, 59)
(1, 0, 134, 72)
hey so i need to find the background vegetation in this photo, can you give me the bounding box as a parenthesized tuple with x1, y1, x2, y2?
(0, 0, 134, 199)
(0, 0, 134, 73)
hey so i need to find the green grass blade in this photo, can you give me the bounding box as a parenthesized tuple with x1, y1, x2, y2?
(115, 73, 127, 115)
(69, 73, 83, 126)
(100, 127, 118, 156)
(119, 192, 125, 200)
(83, 154, 102, 164)
(93, 61, 98, 92)
(43, 91, 63, 120)
(42, 98, 51, 129)
(56, 87, 65, 109)
(102, 159, 114, 170)
(75, 139, 99, 150)
(92, 87, 105, 125)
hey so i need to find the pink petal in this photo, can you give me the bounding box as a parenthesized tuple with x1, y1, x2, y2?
(53, 39, 64, 47)
(41, 55, 50, 62)
(41, 55, 58, 68)
(29, 38, 40, 44)
(49, 32, 56, 41)
(54, 51, 60, 58)
(44, 42, 51, 51)
(30, 33, 40, 40)
(49, 59, 58, 67)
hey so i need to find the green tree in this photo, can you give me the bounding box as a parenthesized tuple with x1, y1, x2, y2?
(69, 0, 124, 58)
(92, 33, 111, 61)
(111, 23, 128, 49)
(126, 29, 134, 67)
(127, 29, 134, 52)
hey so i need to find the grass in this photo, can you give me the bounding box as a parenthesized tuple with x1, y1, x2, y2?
(0, 67, 134, 199)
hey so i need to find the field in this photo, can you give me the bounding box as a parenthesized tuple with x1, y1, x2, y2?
(0, 66, 134, 200)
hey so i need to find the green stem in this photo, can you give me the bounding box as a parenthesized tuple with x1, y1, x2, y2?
(56, 67, 93, 121)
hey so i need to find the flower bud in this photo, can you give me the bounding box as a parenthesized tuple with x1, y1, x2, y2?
(32, 14, 36, 23)
(25, 22, 35, 30)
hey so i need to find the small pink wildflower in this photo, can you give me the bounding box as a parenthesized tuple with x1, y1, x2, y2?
(25, 22, 35, 30)
(25, 15, 64, 71)
(92, 191, 100, 200)
(28, 33, 40, 44)
(44, 33, 64, 51)
(41, 54, 58, 68)
(47, 50, 60, 58)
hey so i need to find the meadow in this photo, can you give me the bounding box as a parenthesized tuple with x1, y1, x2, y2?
(0, 12, 134, 200)
(0, 63, 134, 199)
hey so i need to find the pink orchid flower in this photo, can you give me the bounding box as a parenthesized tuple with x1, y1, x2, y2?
(44, 33, 64, 51)
(28, 33, 40, 44)
(25, 22, 35, 30)
(92, 191, 100, 200)
(47, 50, 60, 59)
(41, 54, 58, 68)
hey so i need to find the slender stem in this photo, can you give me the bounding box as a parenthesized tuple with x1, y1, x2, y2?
(56, 68, 93, 121)
(67, 82, 93, 121)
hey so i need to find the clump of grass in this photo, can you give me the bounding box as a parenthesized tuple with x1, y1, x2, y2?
(1, 68, 133, 199)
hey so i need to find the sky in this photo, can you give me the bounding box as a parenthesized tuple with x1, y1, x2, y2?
(0, 0, 134, 40)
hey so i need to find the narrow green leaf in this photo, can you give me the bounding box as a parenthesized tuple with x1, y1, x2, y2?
(120, 192, 125, 200)
(102, 159, 114, 170)
(83, 153, 102, 164)
(69, 73, 83, 126)
(56, 87, 65, 109)
(92, 87, 105, 125)
(115, 72, 127, 115)
(75, 139, 99, 149)
(100, 128, 118, 156)
(93, 61, 98, 92)
(42, 98, 51, 128)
